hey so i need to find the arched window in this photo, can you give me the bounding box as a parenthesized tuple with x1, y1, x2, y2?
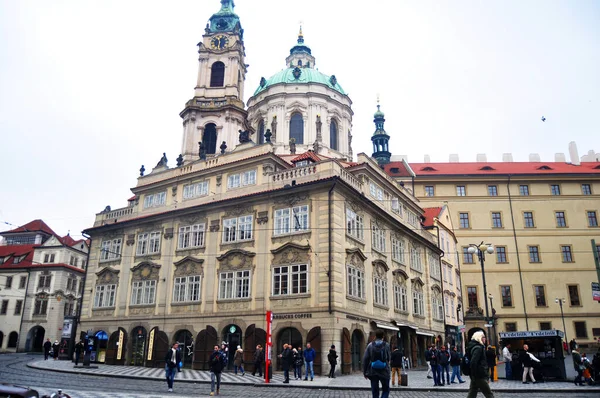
(258, 120, 265, 144)
(8, 331, 18, 348)
(203, 123, 217, 154)
(210, 62, 225, 87)
(290, 113, 304, 144)
(298, 60, 302, 66)
(330, 120, 338, 150)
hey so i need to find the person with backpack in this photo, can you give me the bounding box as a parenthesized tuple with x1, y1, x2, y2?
(449, 346, 465, 384)
(209, 345, 225, 396)
(429, 345, 441, 386)
(466, 331, 494, 398)
(390, 345, 404, 386)
(362, 329, 391, 398)
(437, 345, 451, 386)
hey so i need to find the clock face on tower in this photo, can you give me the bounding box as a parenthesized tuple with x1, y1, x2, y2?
(210, 35, 230, 50)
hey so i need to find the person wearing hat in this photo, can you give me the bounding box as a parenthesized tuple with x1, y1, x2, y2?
(52, 340, 60, 360)
(233, 345, 245, 375)
(466, 331, 494, 398)
(328, 344, 338, 378)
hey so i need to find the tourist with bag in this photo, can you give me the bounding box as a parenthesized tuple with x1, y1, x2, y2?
(363, 329, 391, 398)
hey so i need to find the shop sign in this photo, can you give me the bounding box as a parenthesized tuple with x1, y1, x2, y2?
(592, 282, 600, 301)
(499, 330, 564, 339)
(272, 313, 312, 320)
(61, 318, 73, 338)
(346, 314, 368, 323)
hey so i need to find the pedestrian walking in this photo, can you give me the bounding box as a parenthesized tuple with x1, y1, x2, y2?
(520, 344, 540, 384)
(449, 346, 465, 384)
(501, 343, 512, 380)
(252, 345, 264, 377)
(164, 342, 182, 393)
(424, 345, 433, 379)
(466, 331, 494, 398)
(74, 340, 84, 366)
(438, 345, 451, 385)
(293, 346, 303, 380)
(390, 345, 403, 386)
(43, 338, 52, 360)
(280, 343, 292, 383)
(52, 340, 60, 360)
(328, 345, 338, 378)
(429, 345, 441, 386)
(220, 342, 229, 368)
(572, 345, 585, 386)
(486, 345, 496, 382)
(363, 329, 391, 398)
(303, 342, 315, 381)
(209, 345, 225, 396)
(233, 345, 245, 375)
(570, 339, 577, 352)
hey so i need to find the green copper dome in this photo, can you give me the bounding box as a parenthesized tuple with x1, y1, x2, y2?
(253, 67, 346, 96)
(209, 0, 241, 33)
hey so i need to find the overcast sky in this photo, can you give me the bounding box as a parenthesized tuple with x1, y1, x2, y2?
(1, 0, 599, 238)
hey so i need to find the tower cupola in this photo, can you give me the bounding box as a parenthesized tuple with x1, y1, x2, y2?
(371, 101, 391, 165)
(285, 26, 316, 68)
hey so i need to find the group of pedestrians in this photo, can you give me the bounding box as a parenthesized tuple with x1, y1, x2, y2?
(43, 338, 60, 361)
(279, 342, 316, 383)
(426, 344, 466, 386)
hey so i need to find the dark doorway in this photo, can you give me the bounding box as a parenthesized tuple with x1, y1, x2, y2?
(131, 326, 147, 366)
(0, 331, 3, 348)
(244, 324, 266, 374)
(8, 331, 18, 348)
(203, 123, 217, 154)
(93, 331, 108, 363)
(193, 326, 218, 370)
(26, 326, 45, 352)
(276, 327, 302, 370)
(106, 328, 127, 365)
(223, 324, 242, 370)
(175, 329, 194, 368)
(351, 329, 363, 372)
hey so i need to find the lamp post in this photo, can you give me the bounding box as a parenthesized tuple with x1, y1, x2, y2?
(488, 294, 498, 350)
(467, 242, 494, 328)
(555, 298, 568, 344)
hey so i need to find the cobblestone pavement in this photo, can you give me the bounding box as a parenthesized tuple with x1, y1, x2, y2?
(1, 354, 598, 397)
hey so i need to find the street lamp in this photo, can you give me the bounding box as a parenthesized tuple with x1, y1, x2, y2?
(488, 294, 498, 349)
(467, 242, 494, 327)
(555, 298, 568, 344)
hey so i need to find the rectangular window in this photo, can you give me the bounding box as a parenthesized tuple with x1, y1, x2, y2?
(5, 276, 12, 289)
(347, 265, 365, 299)
(223, 215, 253, 243)
(173, 275, 201, 302)
(391, 197, 401, 214)
(218, 270, 251, 299)
(406, 211, 420, 228)
(0, 300, 8, 315)
(94, 284, 117, 308)
(456, 186, 466, 196)
(143, 191, 166, 208)
(523, 212, 535, 228)
(373, 276, 388, 307)
(136, 232, 161, 255)
(14, 299, 23, 315)
(587, 211, 598, 227)
(369, 182, 384, 201)
(539, 322, 552, 330)
(550, 184, 561, 195)
(429, 253, 440, 280)
(38, 275, 51, 290)
(459, 213, 470, 229)
(346, 208, 364, 240)
(561, 245, 573, 262)
(528, 246, 540, 263)
(371, 224, 386, 253)
(69, 256, 75, 266)
(425, 186, 435, 197)
(501, 285, 513, 307)
(467, 286, 478, 308)
(272, 264, 308, 296)
(581, 184, 592, 195)
(43, 253, 56, 263)
(183, 181, 209, 199)
(391, 238, 405, 264)
(462, 247, 474, 264)
(130, 280, 156, 305)
(178, 224, 206, 249)
(496, 246, 507, 263)
(534, 285, 546, 306)
(227, 170, 257, 189)
(555, 211, 567, 228)
(394, 284, 408, 312)
(413, 290, 424, 316)
(19, 276, 26, 289)
(505, 322, 517, 332)
(574, 321, 588, 338)
(488, 185, 498, 196)
(410, 247, 422, 271)
(568, 285, 581, 306)
(33, 299, 48, 315)
(491, 212, 503, 228)
(274, 205, 309, 235)
(519, 185, 529, 196)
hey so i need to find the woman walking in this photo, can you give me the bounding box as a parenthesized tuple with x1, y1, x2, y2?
(328, 345, 338, 378)
(233, 345, 245, 375)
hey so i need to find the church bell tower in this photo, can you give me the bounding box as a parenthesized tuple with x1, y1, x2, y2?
(180, 0, 248, 162)
(371, 100, 391, 165)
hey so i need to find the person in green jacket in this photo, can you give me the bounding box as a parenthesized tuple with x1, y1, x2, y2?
(466, 331, 494, 398)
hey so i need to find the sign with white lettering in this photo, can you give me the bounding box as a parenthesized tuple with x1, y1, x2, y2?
(272, 313, 312, 320)
(592, 282, 600, 301)
(499, 330, 564, 339)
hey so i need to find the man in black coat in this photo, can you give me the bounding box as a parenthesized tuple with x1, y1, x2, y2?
(280, 343, 293, 383)
(437, 345, 451, 386)
(164, 342, 182, 392)
(43, 338, 52, 360)
(390, 346, 404, 386)
(74, 340, 84, 366)
(209, 345, 225, 395)
(486, 346, 496, 382)
(252, 344, 264, 377)
(466, 331, 494, 398)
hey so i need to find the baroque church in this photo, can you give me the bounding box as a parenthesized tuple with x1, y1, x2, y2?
(79, 0, 446, 374)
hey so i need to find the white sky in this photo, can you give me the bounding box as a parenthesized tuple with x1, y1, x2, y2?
(1, 0, 599, 238)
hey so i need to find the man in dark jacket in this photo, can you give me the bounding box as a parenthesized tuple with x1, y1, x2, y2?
(74, 340, 84, 366)
(486, 346, 496, 382)
(429, 346, 441, 386)
(437, 345, 451, 386)
(303, 343, 316, 381)
(252, 344, 264, 377)
(43, 338, 52, 360)
(209, 345, 225, 396)
(449, 346, 465, 383)
(466, 331, 494, 398)
(327, 345, 338, 378)
(363, 329, 391, 398)
(280, 343, 292, 383)
(390, 346, 403, 386)
(164, 342, 182, 392)
(520, 344, 540, 384)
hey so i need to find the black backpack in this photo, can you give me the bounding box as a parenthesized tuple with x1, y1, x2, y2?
(461, 348, 471, 376)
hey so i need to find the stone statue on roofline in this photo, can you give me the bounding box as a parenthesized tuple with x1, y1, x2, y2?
(289, 138, 296, 155)
(198, 142, 206, 160)
(239, 129, 251, 144)
(155, 153, 168, 168)
(271, 116, 277, 141)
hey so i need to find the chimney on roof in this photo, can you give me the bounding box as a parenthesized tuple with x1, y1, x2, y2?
(476, 153, 487, 162)
(529, 153, 541, 162)
(390, 155, 408, 162)
(554, 153, 566, 162)
(502, 153, 513, 162)
(424, 154, 431, 163)
(569, 141, 580, 165)
(449, 154, 459, 163)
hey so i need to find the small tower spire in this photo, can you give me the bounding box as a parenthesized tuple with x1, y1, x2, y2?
(298, 24, 304, 44)
(371, 98, 391, 165)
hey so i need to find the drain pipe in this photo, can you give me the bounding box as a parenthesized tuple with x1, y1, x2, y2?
(15, 269, 31, 352)
(507, 175, 529, 330)
(328, 180, 337, 314)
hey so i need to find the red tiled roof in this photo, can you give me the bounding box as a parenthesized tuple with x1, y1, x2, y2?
(1, 219, 56, 235)
(290, 151, 322, 164)
(0, 260, 84, 273)
(60, 234, 77, 246)
(0, 244, 37, 266)
(422, 207, 443, 227)
(128, 195, 137, 201)
(386, 162, 600, 176)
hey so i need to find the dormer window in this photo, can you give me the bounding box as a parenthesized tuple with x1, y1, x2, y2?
(13, 255, 25, 264)
(421, 166, 437, 172)
(480, 166, 495, 171)
(295, 160, 309, 167)
(538, 165, 553, 170)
